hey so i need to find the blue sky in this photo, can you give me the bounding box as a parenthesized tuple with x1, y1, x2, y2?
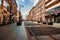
(16, 0, 39, 19)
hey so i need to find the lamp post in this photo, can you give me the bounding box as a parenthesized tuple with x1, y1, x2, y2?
(17, 4, 24, 26)
(19, 4, 24, 12)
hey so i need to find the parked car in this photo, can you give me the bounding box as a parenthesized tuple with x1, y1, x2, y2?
(37, 21, 40, 23)
(43, 22, 47, 24)
(48, 22, 53, 25)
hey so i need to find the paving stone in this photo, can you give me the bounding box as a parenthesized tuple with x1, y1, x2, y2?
(0, 22, 27, 40)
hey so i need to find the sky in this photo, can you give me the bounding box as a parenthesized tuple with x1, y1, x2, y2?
(16, 0, 39, 19)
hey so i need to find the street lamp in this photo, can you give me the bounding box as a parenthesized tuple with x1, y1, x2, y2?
(17, 4, 24, 26)
(19, 4, 24, 12)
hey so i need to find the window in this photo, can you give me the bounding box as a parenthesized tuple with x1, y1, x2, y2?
(4, 1, 9, 8)
(0, 0, 1, 5)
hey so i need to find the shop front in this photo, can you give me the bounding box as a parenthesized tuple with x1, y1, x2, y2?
(54, 13, 60, 23)
(45, 6, 60, 25)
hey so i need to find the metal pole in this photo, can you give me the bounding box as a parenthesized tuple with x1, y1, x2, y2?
(19, 4, 21, 12)
(19, 4, 24, 12)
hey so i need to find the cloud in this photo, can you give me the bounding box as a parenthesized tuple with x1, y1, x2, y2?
(30, 0, 39, 6)
(21, 0, 25, 2)
(16, 0, 25, 10)
(16, 0, 25, 2)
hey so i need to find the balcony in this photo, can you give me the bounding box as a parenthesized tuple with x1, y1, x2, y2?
(45, 0, 60, 9)
(5, 0, 17, 6)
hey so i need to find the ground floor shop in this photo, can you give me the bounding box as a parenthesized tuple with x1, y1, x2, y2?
(54, 13, 60, 23)
(0, 10, 15, 25)
(45, 6, 60, 25)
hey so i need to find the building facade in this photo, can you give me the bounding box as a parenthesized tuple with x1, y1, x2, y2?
(28, 7, 34, 21)
(0, 0, 17, 25)
(45, 0, 60, 23)
(26, 15, 31, 21)
(26, 0, 46, 22)
(26, 0, 60, 24)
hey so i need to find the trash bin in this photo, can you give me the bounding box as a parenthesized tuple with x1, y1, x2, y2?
(17, 21, 22, 26)
(37, 21, 40, 23)
(43, 22, 46, 24)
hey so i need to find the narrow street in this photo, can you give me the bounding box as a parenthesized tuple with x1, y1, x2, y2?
(0, 22, 27, 40)
(0, 21, 60, 40)
(25, 21, 60, 40)
(0, 0, 60, 40)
